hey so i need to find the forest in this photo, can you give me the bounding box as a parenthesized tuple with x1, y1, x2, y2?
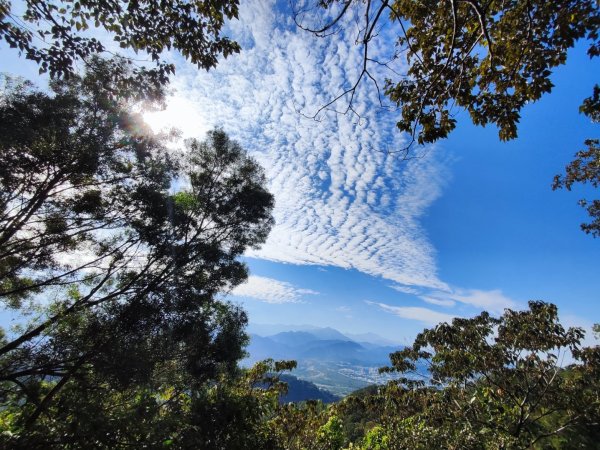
(0, 0, 599, 448)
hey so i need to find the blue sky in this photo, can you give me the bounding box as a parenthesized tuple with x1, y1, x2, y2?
(2, 0, 598, 344)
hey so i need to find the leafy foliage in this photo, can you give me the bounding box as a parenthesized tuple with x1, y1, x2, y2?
(294, 0, 599, 147)
(0, 0, 241, 88)
(263, 303, 600, 449)
(372, 301, 600, 448)
(0, 61, 274, 441)
(553, 85, 600, 237)
(296, 0, 599, 236)
(1, 359, 295, 449)
(270, 399, 339, 450)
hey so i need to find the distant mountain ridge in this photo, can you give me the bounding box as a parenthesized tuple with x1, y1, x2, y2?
(245, 331, 399, 366)
(344, 332, 399, 347)
(246, 324, 399, 346)
(243, 326, 408, 396)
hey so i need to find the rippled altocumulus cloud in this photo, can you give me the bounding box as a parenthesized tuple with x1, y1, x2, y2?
(146, 0, 451, 292)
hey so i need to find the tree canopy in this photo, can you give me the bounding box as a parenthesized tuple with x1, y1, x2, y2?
(0, 0, 241, 89)
(376, 301, 600, 448)
(2, 357, 297, 448)
(294, 0, 599, 147)
(294, 0, 600, 236)
(264, 302, 600, 449)
(0, 2, 599, 448)
(0, 60, 275, 441)
(553, 85, 600, 237)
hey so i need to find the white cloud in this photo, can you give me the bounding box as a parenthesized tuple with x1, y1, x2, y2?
(423, 289, 518, 314)
(150, 0, 450, 292)
(366, 301, 457, 326)
(231, 275, 318, 304)
(420, 296, 456, 307)
(390, 284, 421, 295)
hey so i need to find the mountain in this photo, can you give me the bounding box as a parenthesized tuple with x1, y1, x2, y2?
(279, 375, 339, 404)
(243, 326, 410, 397)
(245, 334, 291, 361)
(247, 324, 392, 344)
(344, 332, 400, 347)
(307, 327, 353, 341)
(246, 323, 329, 336)
(269, 331, 326, 347)
(300, 340, 365, 361)
(245, 334, 395, 366)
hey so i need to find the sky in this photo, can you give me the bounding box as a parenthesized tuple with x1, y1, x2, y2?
(2, 0, 599, 345)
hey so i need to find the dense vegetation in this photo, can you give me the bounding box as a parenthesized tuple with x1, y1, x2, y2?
(0, 0, 241, 90)
(0, 0, 598, 448)
(0, 62, 279, 447)
(338, 302, 600, 449)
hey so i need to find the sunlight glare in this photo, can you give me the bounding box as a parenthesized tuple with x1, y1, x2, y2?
(143, 96, 211, 139)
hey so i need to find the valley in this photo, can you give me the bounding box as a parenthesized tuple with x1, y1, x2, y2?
(244, 327, 410, 397)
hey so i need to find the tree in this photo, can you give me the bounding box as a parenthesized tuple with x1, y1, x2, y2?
(270, 399, 339, 450)
(264, 303, 600, 449)
(0, 0, 241, 89)
(0, 60, 275, 436)
(295, 0, 600, 236)
(553, 85, 600, 237)
(1, 358, 296, 448)
(371, 301, 600, 448)
(294, 0, 598, 147)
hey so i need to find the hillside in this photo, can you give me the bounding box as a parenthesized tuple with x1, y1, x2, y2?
(279, 375, 339, 404)
(244, 327, 407, 396)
